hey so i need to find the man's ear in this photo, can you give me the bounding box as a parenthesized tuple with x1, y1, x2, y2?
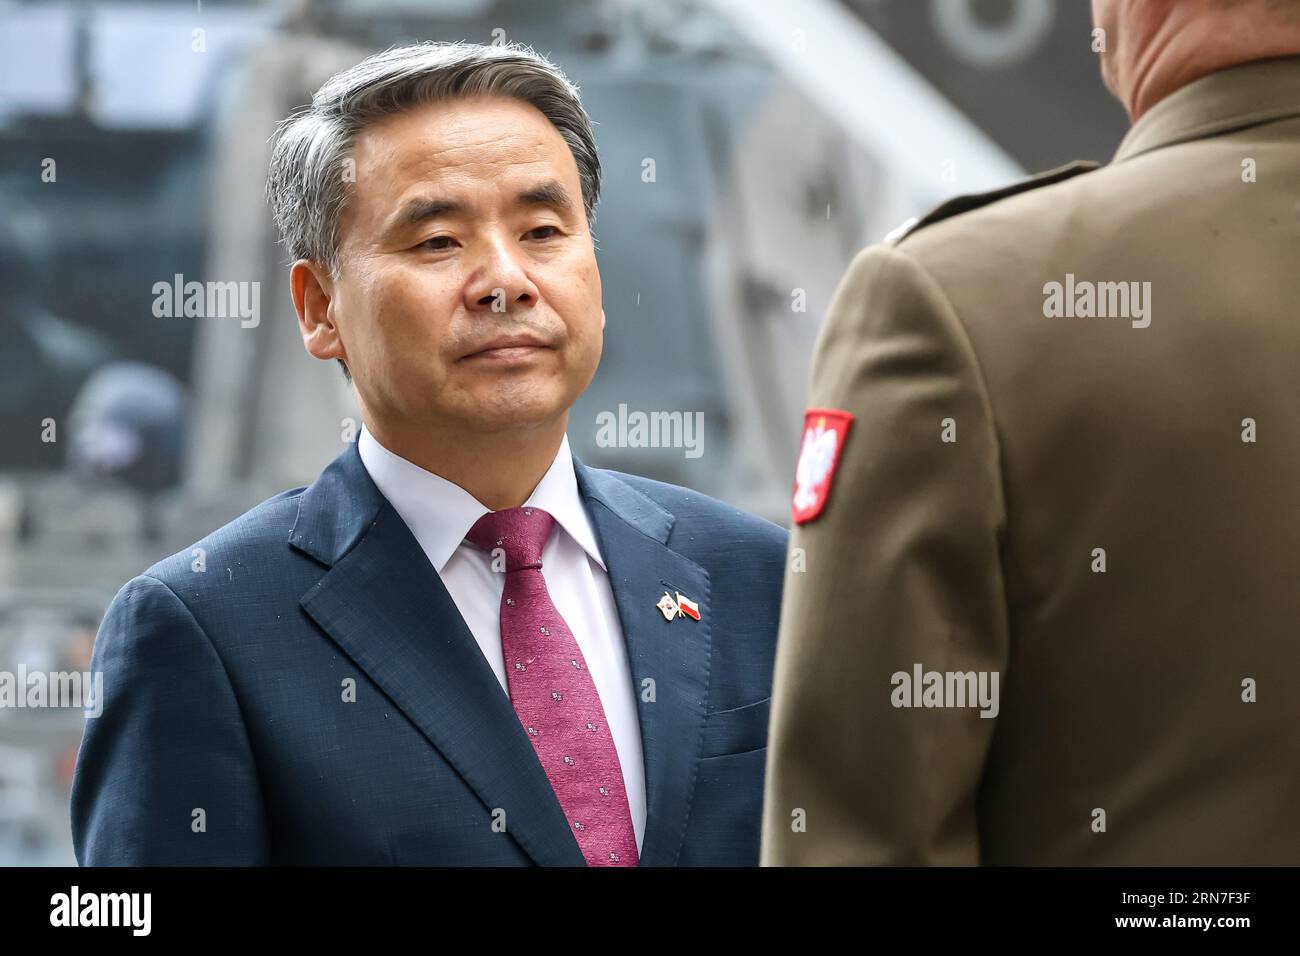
(290, 259, 348, 366)
(600, 307, 606, 331)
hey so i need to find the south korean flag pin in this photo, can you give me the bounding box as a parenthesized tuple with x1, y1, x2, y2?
(657, 591, 680, 621)
(656, 589, 701, 622)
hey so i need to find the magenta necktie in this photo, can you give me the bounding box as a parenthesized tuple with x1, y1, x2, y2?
(465, 506, 639, 867)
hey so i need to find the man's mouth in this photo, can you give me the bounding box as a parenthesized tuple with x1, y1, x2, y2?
(460, 334, 554, 361)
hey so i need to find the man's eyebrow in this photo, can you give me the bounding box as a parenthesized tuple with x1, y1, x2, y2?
(389, 196, 468, 233)
(515, 180, 574, 214)
(386, 181, 575, 235)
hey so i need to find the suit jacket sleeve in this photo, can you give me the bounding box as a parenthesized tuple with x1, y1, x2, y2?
(71, 573, 270, 864)
(761, 244, 1010, 865)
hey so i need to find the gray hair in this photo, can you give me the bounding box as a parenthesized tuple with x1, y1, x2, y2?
(266, 41, 601, 279)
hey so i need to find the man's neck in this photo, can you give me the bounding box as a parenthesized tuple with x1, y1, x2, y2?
(1116, 8, 1300, 121)
(364, 414, 570, 512)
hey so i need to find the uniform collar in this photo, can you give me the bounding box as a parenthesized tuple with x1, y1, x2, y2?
(356, 424, 607, 574)
(1114, 54, 1300, 164)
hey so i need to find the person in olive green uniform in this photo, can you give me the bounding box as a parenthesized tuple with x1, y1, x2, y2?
(762, 0, 1300, 865)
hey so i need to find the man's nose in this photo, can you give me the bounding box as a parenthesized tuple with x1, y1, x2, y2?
(465, 237, 539, 313)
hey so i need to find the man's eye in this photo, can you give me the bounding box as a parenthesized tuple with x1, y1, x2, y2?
(418, 236, 456, 251)
(526, 226, 561, 240)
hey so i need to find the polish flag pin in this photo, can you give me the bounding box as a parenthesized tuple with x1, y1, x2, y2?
(675, 593, 701, 621)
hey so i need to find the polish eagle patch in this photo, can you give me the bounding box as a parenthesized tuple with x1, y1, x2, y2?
(792, 408, 854, 525)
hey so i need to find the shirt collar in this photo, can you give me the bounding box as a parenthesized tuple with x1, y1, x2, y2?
(1114, 54, 1300, 164)
(356, 424, 607, 574)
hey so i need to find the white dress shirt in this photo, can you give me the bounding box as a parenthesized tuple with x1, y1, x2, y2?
(356, 424, 646, 852)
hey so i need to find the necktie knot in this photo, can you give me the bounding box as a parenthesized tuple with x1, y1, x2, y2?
(465, 506, 555, 570)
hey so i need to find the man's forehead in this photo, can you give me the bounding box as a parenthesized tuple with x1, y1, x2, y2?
(354, 97, 569, 176)
(347, 98, 579, 218)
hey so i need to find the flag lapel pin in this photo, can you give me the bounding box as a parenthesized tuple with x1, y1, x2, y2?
(675, 592, 701, 621)
(656, 591, 680, 621)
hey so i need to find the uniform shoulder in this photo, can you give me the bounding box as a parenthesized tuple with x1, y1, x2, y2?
(887, 160, 1101, 247)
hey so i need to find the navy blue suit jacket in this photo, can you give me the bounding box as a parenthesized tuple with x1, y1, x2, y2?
(70, 441, 787, 865)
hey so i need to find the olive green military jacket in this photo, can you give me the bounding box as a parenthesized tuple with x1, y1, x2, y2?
(761, 55, 1300, 865)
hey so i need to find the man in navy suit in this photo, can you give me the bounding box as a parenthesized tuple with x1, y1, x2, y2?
(70, 41, 786, 866)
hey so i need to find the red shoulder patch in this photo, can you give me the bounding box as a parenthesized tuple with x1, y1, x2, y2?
(792, 408, 854, 525)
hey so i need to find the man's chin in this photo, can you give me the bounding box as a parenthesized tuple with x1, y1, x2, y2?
(450, 400, 570, 435)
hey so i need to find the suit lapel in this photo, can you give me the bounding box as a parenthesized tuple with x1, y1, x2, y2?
(575, 461, 713, 867)
(290, 443, 585, 866)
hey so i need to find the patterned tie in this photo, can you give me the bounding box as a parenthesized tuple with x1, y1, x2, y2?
(465, 506, 639, 867)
